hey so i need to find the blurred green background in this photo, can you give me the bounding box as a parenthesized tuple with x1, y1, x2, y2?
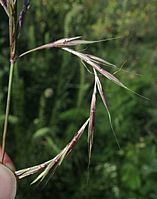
(0, 0, 157, 198)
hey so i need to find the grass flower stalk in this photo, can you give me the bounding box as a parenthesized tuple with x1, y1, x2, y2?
(1, 0, 17, 163)
(0, 1, 148, 187)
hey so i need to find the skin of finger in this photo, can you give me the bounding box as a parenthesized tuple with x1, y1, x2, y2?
(0, 147, 15, 172)
(0, 164, 17, 199)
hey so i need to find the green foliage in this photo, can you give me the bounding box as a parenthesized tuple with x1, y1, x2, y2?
(0, 0, 157, 198)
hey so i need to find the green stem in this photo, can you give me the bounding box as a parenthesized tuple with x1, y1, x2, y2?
(1, 60, 15, 163)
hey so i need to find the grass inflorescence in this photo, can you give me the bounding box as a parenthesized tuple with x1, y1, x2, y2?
(0, 0, 148, 185)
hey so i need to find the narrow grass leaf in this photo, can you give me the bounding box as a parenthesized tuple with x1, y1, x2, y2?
(94, 69, 120, 148)
(17, 0, 30, 36)
(85, 55, 134, 75)
(15, 159, 52, 179)
(63, 48, 149, 100)
(19, 36, 120, 58)
(88, 79, 97, 165)
(43, 36, 121, 48)
(86, 54, 117, 69)
(63, 47, 125, 87)
(31, 118, 89, 184)
(31, 152, 65, 184)
(16, 118, 89, 183)
(85, 60, 149, 100)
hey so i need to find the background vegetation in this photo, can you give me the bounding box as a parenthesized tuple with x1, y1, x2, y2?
(0, 0, 157, 198)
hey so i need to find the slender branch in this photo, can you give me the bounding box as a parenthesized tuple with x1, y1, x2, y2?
(1, 60, 15, 163)
(19, 45, 54, 58)
(19, 36, 121, 58)
(1, 1, 17, 163)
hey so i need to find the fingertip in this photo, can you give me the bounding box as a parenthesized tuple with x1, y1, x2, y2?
(0, 164, 17, 199)
(0, 146, 15, 172)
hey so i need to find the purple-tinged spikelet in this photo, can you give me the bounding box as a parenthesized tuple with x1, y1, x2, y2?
(2, 0, 7, 6)
(17, 0, 30, 36)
